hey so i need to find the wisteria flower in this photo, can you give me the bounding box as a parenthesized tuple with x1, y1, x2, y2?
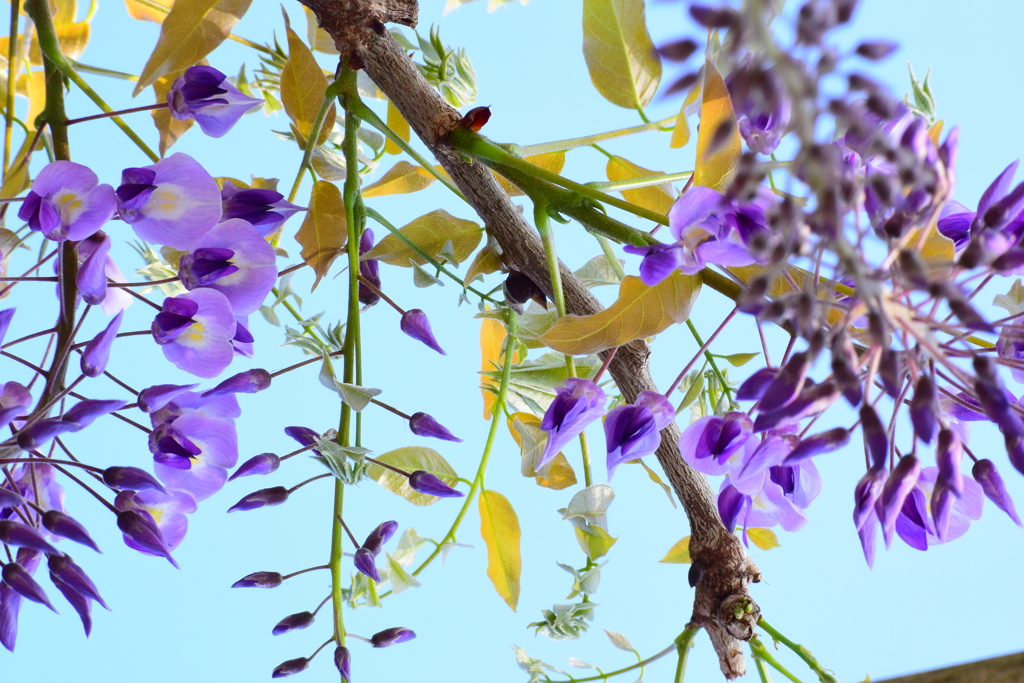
(167, 66, 264, 138)
(678, 412, 757, 476)
(221, 180, 303, 236)
(77, 234, 133, 315)
(0, 381, 31, 431)
(894, 468, 983, 550)
(115, 488, 197, 553)
(0, 548, 42, 650)
(539, 378, 607, 469)
(117, 153, 222, 250)
(151, 412, 239, 501)
(604, 391, 675, 479)
(18, 161, 117, 242)
(728, 65, 791, 155)
(152, 288, 237, 378)
(178, 218, 277, 315)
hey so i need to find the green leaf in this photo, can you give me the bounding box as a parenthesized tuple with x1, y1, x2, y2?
(280, 16, 336, 147)
(718, 352, 760, 367)
(367, 446, 459, 506)
(295, 181, 346, 289)
(659, 536, 691, 564)
(134, 0, 251, 95)
(384, 551, 421, 594)
(582, 0, 661, 110)
(479, 489, 522, 610)
(573, 524, 617, 560)
(560, 484, 615, 533)
(392, 528, 428, 566)
(694, 57, 741, 192)
(678, 371, 704, 410)
(604, 628, 637, 653)
(411, 260, 444, 288)
(574, 255, 623, 289)
(362, 160, 435, 198)
(364, 209, 482, 267)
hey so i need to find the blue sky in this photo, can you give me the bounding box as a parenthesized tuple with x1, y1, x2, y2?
(3, 1, 1024, 682)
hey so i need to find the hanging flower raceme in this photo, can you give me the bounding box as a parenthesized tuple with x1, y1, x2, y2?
(604, 391, 675, 479)
(151, 289, 238, 378)
(221, 180, 303, 237)
(18, 161, 117, 242)
(167, 66, 264, 138)
(539, 378, 607, 469)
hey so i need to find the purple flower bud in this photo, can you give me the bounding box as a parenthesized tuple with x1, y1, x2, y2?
(0, 487, 26, 509)
(972, 459, 1022, 527)
(408, 412, 462, 442)
(859, 404, 888, 471)
(272, 657, 310, 678)
(370, 627, 416, 648)
(353, 547, 380, 582)
(47, 554, 108, 609)
(116, 510, 179, 569)
(228, 453, 281, 481)
(334, 646, 352, 682)
(2, 562, 57, 612)
(930, 480, 955, 542)
(50, 573, 92, 636)
(167, 66, 264, 138)
(0, 308, 14, 347)
(408, 470, 464, 498)
(17, 418, 76, 451)
(935, 429, 963, 496)
(284, 426, 320, 449)
(203, 369, 272, 397)
(361, 520, 398, 556)
(855, 40, 898, 61)
(400, 309, 445, 355)
(81, 311, 123, 378)
(232, 571, 283, 588)
(785, 428, 850, 463)
(753, 383, 839, 432)
(759, 352, 810, 413)
(0, 520, 61, 555)
(880, 455, 922, 543)
(909, 375, 937, 444)
(137, 383, 200, 413)
(227, 486, 289, 513)
(63, 399, 128, 429)
(359, 228, 381, 307)
(42, 511, 100, 553)
(102, 466, 168, 493)
(736, 367, 777, 401)
(77, 234, 111, 305)
(854, 467, 887, 531)
(272, 611, 315, 635)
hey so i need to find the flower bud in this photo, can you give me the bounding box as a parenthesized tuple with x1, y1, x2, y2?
(408, 412, 462, 442)
(228, 453, 281, 481)
(859, 404, 888, 471)
(48, 554, 108, 608)
(50, 572, 93, 635)
(116, 510, 179, 568)
(361, 520, 398, 556)
(354, 547, 380, 582)
(81, 311, 122, 378)
(0, 520, 61, 555)
(272, 611, 315, 635)
(854, 40, 898, 61)
(909, 375, 937, 444)
(370, 627, 416, 648)
(972, 459, 1022, 527)
(334, 646, 352, 682)
(232, 571, 284, 588)
(784, 428, 849, 463)
(17, 418, 76, 451)
(272, 657, 309, 678)
(3, 561, 57, 612)
(358, 228, 381, 307)
(408, 470, 463, 498)
(879, 455, 921, 542)
(137, 383, 199, 413)
(204, 369, 272, 397)
(42, 510, 100, 553)
(103, 466, 168, 493)
(63, 399, 128, 429)
(935, 429, 963, 496)
(736, 367, 776, 401)
(400, 309, 446, 355)
(227, 486, 289, 513)
(0, 487, 26, 509)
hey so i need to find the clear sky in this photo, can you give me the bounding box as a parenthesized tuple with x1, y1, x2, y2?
(3, 1, 1024, 682)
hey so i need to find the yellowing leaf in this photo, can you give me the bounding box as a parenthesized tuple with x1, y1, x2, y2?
(134, 0, 251, 95)
(464, 235, 503, 286)
(0, 23, 94, 66)
(906, 219, 955, 270)
(0, 135, 36, 199)
(659, 536, 691, 563)
(536, 455, 577, 490)
(368, 446, 459, 506)
(295, 180, 346, 290)
(634, 458, 675, 507)
(747, 527, 780, 551)
(52, 0, 78, 24)
(606, 156, 675, 217)
(280, 21, 335, 147)
(18, 70, 46, 131)
(480, 316, 511, 418)
(693, 58, 741, 191)
(507, 413, 577, 490)
(479, 489, 521, 610)
(728, 264, 848, 328)
(363, 209, 482, 267)
(303, 5, 337, 54)
(539, 271, 702, 355)
(494, 151, 565, 197)
(927, 119, 944, 147)
(385, 99, 410, 155)
(582, 0, 661, 110)
(152, 72, 194, 155)
(362, 160, 435, 198)
(125, 0, 173, 22)
(670, 77, 702, 149)
(574, 524, 617, 560)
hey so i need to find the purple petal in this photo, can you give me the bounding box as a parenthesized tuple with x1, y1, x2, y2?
(183, 219, 278, 315)
(272, 657, 310, 678)
(334, 646, 352, 682)
(972, 459, 1022, 527)
(785, 428, 849, 463)
(354, 547, 380, 581)
(408, 412, 462, 442)
(539, 378, 607, 468)
(227, 486, 289, 512)
(2, 562, 57, 612)
(137, 383, 200, 413)
(669, 186, 724, 241)
(41, 511, 100, 552)
(16, 418, 76, 451)
(400, 309, 446, 355)
(115, 510, 179, 569)
(737, 367, 777, 401)
(49, 574, 92, 635)
(76, 234, 112, 305)
(81, 311, 123, 378)
(361, 520, 398, 556)
(859, 404, 888, 470)
(880, 455, 922, 542)
(228, 453, 281, 481)
(408, 470, 463, 498)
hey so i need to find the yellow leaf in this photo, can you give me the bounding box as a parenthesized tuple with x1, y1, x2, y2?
(464, 234, 503, 286)
(633, 459, 675, 507)
(480, 317, 506, 418)
(134, 0, 251, 95)
(574, 524, 617, 560)
(363, 209, 482, 267)
(303, 5, 337, 54)
(0, 135, 36, 199)
(539, 271, 702, 355)
(728, 264, 848, 328)
(670, 78, 701, 149)
(52, 0, 77, 24)
(414, 165, 451, 182)
(367, 446, 459, 506)
(362, 160, 435, 198)
(747, 527, 780, 551)
(606, 156, 675, 216)
(479, 489, 521, 610)
(536, 455, 576, 490)
(19, 70, 46, 131)
(905, 218, 954, 275)
(507, 413, 577, 489)
(280, 21, 336, 147)
(927, 119, 944, 147)
(385, 99, 410, 155)
(694, 58, 741, 191)
(659, 536, 691, 563)
(582, 0, 661, 110)
(29, 21, 90, 64)
(494, 151, 565, 197)
(295, 181, 346, 290)
(151, 72, 194, 155)
(125, 0, 172, 23)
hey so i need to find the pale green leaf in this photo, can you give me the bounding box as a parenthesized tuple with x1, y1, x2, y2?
(392, 528, 428, 566)
(719, 352, 760, 367)
(560, 484, 615, 533)
(385, 551, 421, 594)
(479, 489, 522, 610)
(334, 382, 381, 411)
(573, 524, 617, 560)
(604, 628, 637, 653)
(367, 446, 459, 506)
(582, 0, 661, 109)
(574, 255, 623, 288)
(411, 260, 444, 287)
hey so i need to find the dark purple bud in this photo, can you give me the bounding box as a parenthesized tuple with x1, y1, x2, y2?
(859, 404, 888, 471)
(231, 571, 284, 588)
(736, 367, 777, 401)
(408, 470, 463, 498)
(718, 485, 746, 532)
(47, 554, 108, 609)
(203, 369, 272, 397)
(77, 234, 111, 305)
(854, 40, 898, 61)
(1006, 434, 1024, 477)
(354, 547, 380, 582)
(2, 562, 57, 612)
(63, 399, 128, 429)
(284, 426, 320, 449)
(116, 510, 179, 569)
(785, 428, 850, 463)
(137, 383, 199, 413)
(935, 429, 963, 497)
(0, 520, 61, 555)
(853, 467, 885, 531)
(657, 38, 698, 62)
(972, 459, 1022, 527)
(102, 466, 167, 493)
(50, 574, 92, 636)
(877, 349, 903, 399)
(753, 383, 839, 432)
(227, 486, 289, 513)
(358, 227, 382, 307)
(689, 5, 736, 28)
(0, 487, 26, 509)
(272, 657, 309, 678)
(759, 352, 810, 413)
(880, 455, 921, 540)
(370, 627, 416, 648)
(17, 418, 76, 451)
(503, 270, 548, 314)
(42, 511, 100, 553)
(909, 375, 937, 444)
(228, 453, 281, 481)
(272, 611, 315, 635)
(400, 309, 446, 355)
(361, 520, 398, 556)
(408, 412, 462, 442)
(81, 311, 122, 378)
(334, 646, 352, 682)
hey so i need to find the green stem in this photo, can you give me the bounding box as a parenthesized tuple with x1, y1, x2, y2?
(4, 0, 19, 174)
(551, 644, 676, 683)
(288, 79, 346, 204)
(70, 60, 138, 81)
(755, 655, 774, 683)
(685, 319, 734, 401)
(673, 627, 698, 683)
(521, 115, 676, 156)
(594, 233, 626, 280)
(749, 637, 805, 683)
(757, 618, 839, 683)
(587, 171, 692, 193)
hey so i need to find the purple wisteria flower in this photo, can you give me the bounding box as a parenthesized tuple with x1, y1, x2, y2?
(137, 383, 200, 413)
(539, 378, 607, 469)
(1, 464, 65, 523)
(178, 218, 278, 315)
(0, 381, 31, 431)
(167, 66, 264, 138)
(76, 234, 133, 315)
(117, 153, 222, 250)
(605, 391, 675, 479)
(408, 412, 462, 442)
(152, 288, 237, 378)
(115, 489, 197, 553)
(221, 180, 303, 237)
(0, 548, 42, 650)
(679, 412, 757, 476)
(400, 309, 445, 354)
(272, 657, 310, 678)
(80, 312, 122, 378)
(893, 468, 983, 550)
(728, 65, 791, 155)
(115, 509, 179, 569)
(151, 411, 239, 501)
(18, 161, 116, 242)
